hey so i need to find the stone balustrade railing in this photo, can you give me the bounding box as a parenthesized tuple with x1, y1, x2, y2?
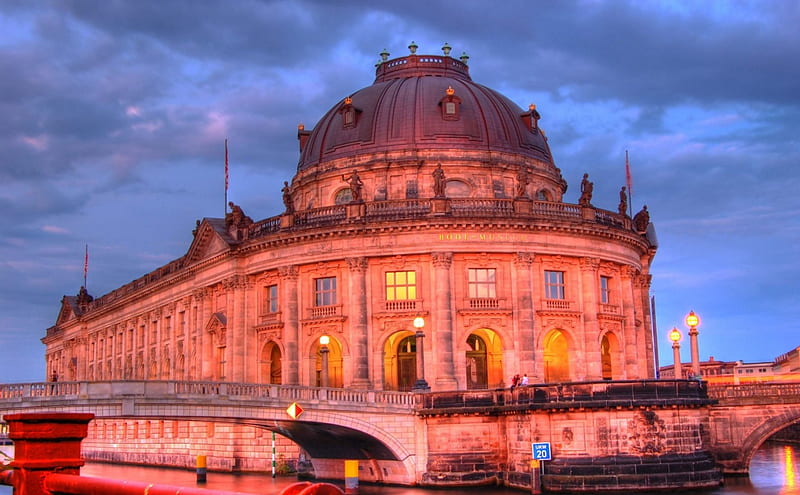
(706, 381, 800, 404)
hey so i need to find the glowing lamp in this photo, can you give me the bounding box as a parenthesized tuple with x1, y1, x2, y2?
(669, 327, 682, 343)
(319, 335, 330, 346)
(685, 311, 700, 328)
(413, 317, 425, 330)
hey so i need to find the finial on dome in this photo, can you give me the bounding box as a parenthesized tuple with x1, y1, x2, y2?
(529, 103, 536, 111)
(380, 48, 390, 62)
(298, 123, 305, 130)
(442, 43, 452, 56)
(460, 52, 469, 64)
(344, 96, 352, 105)
(446, 86, 455, 96)
(408, 41, 418, 54)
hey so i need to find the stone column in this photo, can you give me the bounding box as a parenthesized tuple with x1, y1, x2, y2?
(514, 252, 536, 377)
(224, 275, 249, 383)
(579, 257, 602, 380)
(197, 288, 214, 380)
(279, 265, 300, 385)
(347, 257, 371, 389)
(431, 252, 457, 389)
(636, 273, 657, 378)
(619, 266, 639, 378)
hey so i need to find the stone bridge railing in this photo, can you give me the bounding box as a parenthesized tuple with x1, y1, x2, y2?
(0, 380, 416, 413)
(706, 381, 800, 405)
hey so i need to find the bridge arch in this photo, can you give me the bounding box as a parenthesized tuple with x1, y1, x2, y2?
(737, 408, 800, 473)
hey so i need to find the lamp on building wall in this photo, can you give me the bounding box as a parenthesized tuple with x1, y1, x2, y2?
(669, 327, 682, 379)
(685, 310, 701, 378)
(412, 317, 430, 391)
(319, 335, 330, 388)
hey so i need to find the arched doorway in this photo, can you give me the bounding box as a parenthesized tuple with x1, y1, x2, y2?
(543, 329, 570, 382)
(600, 332, 621, 380)
(260, 341, 282, 384)
(315, 336, 343, 388)
(464, 329, 504, 389)
(382, 331, 416, 391)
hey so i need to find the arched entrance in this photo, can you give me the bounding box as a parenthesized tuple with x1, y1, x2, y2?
(464, 329, 504, 389)
(260, 341, 282, 384)
(600, 332, 622, 380)
(314, 336, 343, 388)
(543, 329, 570, 382)
(382, 331, 417, 391)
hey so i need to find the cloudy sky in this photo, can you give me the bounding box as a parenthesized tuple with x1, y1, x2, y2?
(1, 1, 798, 383)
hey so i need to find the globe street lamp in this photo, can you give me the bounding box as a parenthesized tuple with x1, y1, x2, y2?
(319, 335, 330, 388)
(669, 327, 682, 379)
(686, 311, 701, 378)
(412, 317, 430, 391)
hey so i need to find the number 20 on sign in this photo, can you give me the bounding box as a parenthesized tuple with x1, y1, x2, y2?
(532, 442, 551, 461)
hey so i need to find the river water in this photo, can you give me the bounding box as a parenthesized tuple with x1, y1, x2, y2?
(1, 442, 798, 495)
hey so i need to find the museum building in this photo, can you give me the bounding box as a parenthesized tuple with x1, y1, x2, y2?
(42, 45, 658, 470)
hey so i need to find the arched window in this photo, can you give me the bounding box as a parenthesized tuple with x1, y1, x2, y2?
(544, 330, 570, 382)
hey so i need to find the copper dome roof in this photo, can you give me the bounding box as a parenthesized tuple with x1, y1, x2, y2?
(297, 53, 554, 172)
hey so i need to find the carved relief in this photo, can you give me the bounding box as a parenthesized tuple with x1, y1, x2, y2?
(278, 265, 299, 279)
(628, 410, 667, 455)
(346, 257, 368, 272)
(465, 317, 506, 330)
(579, 257, 600, 272)
(431, 252, 453, 267)
(514, 252, 533, 266)
(543, 317, 577, 330)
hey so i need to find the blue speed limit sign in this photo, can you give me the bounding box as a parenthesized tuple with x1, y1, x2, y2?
(532, 442, 552, 460)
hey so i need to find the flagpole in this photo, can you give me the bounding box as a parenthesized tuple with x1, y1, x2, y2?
(625, 150, 633, 217)
(83, 244, 88, 289)
(224, 139, 229, 218)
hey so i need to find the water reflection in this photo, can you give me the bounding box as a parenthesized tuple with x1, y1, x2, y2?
(1, 442, 798, 495)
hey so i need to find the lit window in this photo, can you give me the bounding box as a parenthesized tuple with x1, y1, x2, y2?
(264, 284, 278, 314)
(544, 270, 565, 300)
(468, 268, 497, 298)
(315, 277, 337, 307)
(386, 271, 416, 301)
(600, 276, 611, 304)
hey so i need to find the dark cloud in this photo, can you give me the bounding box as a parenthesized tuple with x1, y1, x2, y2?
(0, 0, 798, 382)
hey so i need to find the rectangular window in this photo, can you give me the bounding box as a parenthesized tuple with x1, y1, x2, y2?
(600, 276, 611, 304)
(544, 270, 565, 300)
(264, 284, 279, 313)
(468, 268, 497, 298)
(315, 277, 337, 307)
(386, 271, 417, 301)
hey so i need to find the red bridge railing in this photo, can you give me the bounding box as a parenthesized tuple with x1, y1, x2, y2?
(0, 413, 344, 495)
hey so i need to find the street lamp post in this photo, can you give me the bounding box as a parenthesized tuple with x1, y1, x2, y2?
(686, 311, 701, 378)
(319, 335, 330, 388)
(412, 317, 430, 391)
(669, 327, 682, 379)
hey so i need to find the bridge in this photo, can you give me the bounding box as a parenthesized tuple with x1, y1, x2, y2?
(2, 379, 800, 493)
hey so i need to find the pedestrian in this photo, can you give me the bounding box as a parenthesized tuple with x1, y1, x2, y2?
(510, 374, 520, 390)
(520, 374, 529, 386)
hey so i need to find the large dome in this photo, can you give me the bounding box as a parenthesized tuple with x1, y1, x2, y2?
(297, 52, 554, 172)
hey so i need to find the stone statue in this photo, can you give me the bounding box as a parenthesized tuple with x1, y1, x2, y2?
(618, 186, 628, 216)
(516, 168, 530, 199)
(226, 201, 253, 228)
(578, 173, 593, 206)
(633, 205, 650, 232)
(342, 170, 364, 202)
(282, 181, 294, 213)
(432, 164, 446, 198)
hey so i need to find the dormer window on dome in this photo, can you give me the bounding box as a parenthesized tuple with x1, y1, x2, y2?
(521, 103, 542, 133)
(340, 96, 362, 129)
(439, 86, 462, 121)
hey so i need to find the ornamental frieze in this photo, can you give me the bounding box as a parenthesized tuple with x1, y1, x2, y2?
(541, 316, 578, 330)
(579, 257, 600, 271)
(346, 257, 368, 272)
(514, 252, 533, 266)
(431, 251, 453, 267)
(277, 265, 299, 279)
(463, 316, 508, 331)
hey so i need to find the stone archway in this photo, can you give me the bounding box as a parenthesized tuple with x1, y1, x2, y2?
(727, 407, 800, 474)
(543, 329, 571, 383)
(382, 330, 416, 391)
(464, 329, 504, 389)
(600, 332, 623, 380)
(314, 336, 343, 388)
(260, 341, 282, 384)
